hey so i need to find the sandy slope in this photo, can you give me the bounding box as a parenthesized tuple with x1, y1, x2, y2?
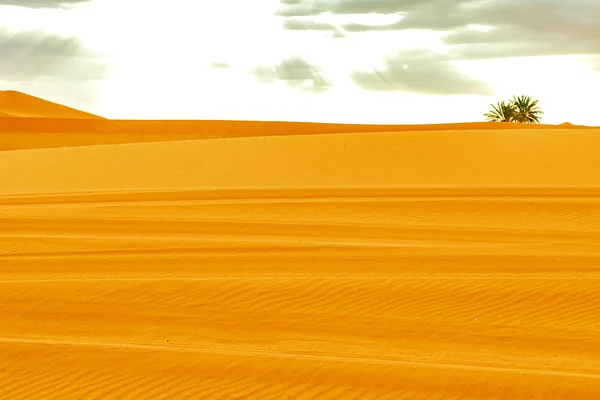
(0, 91, 103, 119)
(1, 125, 600, 399)
(1, 118, 592, 151)
(3, 128, 600, 193)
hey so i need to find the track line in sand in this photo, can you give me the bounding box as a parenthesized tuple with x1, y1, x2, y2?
(3, 275, 600, 283)
(1, 336, 599, 380)
(3, 187, 600, 205)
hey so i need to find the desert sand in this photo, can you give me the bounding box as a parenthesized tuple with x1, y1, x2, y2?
(1, 91, 600, 399)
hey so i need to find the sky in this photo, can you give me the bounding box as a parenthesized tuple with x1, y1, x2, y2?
(0, 0, 599, 124)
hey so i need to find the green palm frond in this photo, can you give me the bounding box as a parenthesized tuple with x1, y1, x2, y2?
(484, 101, 515, 122)
(510, 95, 543, 124)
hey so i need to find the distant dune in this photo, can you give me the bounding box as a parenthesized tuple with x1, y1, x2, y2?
(1, 92, 600, 399)
(0, 91, 103, 119)
(0, 90, 593, 152)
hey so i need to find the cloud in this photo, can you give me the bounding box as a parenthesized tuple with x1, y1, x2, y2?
(442, 1, 600, 59)
(0, 29, 109, 80)
(277, 0, 419, 17)
(210, 61, 230, 69)
(351, 50, 490, 95)
(282, 18, 344, 38)
(283, 18, 337, 31)
(277, 0, 600, 59)
(343, 20, 404, 32)
(252, 56, 332, 93)
(0, 0, 90, 8)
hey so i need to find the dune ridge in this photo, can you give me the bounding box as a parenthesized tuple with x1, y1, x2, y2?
(1, 93, 600, 398)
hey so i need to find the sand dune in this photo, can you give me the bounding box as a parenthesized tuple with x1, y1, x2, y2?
(0, 91, 103, 119)
(1, 95, 600, 398)
(3, 128, 600, 194)
(1, 117, 592, 151)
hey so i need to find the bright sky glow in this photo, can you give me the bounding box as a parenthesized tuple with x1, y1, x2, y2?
(1, 0, 599, 125)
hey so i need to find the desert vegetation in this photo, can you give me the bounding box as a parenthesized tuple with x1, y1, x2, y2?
(485, 95, 543, 123)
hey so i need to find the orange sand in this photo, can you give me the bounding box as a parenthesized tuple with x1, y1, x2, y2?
(1, 92, 600, 398)
(1, 118, 592, 151)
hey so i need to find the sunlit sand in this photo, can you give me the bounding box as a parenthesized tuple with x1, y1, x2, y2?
(1, 91, 600, 398)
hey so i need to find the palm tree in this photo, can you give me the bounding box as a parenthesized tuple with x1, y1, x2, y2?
(484, 101, 515, 122)
(510, 95, 543, 124)
(484, 95, 543, 124)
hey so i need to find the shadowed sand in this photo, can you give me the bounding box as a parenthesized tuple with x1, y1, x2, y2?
(1, 92, 600, 399)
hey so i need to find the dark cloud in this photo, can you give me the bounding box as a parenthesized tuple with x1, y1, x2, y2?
(0, 29, 109, 80)
(351, 50, 491, 95)
(0, 0, 90, 8)
(252, 56, 332, 93)
(278, 0, 600, 59)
